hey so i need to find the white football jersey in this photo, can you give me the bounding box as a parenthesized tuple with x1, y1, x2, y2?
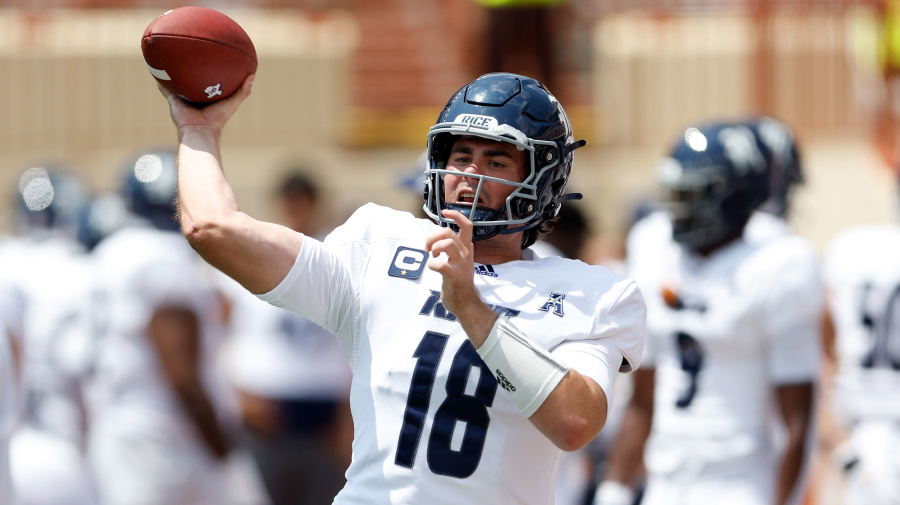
(86, 226, 234, 505)
(824, 224, 900, 422)
(220, 274, 350, 400)
(0, 279, 24, 435)
(529, 240, 564, 260)
(259, 203, 645, 505)
(87, 227, 223, 419)
(0, 239, 28, 505)
(627, 230, 822, 482)
(0, 238, 27, 344)
(0, 235, 100, 503)
(17, 241, 93, 444)
(743, 211, 793, 245)
(0, 325, 16, 505)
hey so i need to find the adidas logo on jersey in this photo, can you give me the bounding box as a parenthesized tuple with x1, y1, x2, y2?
(495, 369, 516, 391)
(476, 265, 498, 277)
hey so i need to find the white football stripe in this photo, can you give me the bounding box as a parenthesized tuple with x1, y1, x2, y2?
(146, 64, 171, 81)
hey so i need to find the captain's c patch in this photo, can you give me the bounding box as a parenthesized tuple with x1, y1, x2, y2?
(388, 247, 428, 280)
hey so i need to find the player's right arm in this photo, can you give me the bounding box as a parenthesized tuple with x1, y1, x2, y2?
(159, 75, 302, 295)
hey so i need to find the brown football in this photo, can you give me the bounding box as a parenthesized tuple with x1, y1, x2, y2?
(141, 6, 257, 104)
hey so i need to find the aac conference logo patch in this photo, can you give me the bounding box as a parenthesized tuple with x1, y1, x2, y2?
(388, 247, 428, 280)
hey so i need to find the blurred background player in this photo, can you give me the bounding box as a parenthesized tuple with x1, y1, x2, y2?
(2, 165, 101, 505)
(85, 148, 267, 505)
(627, 115, 805, 267)
(221, 169, 352, 505)
(0, 211, 27, 505)
(597, 122, 822, 505)
(820, 170, 900, 504)
(0, 279, 25, 505)
(742, 116, 805, 244)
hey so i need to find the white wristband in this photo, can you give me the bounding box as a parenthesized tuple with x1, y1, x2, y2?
(476, 316, 569, 417)
(593, 481, 634, 505)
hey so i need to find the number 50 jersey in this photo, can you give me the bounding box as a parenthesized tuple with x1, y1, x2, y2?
(259, 203, 646, 505)
(824, 224, 900, 422)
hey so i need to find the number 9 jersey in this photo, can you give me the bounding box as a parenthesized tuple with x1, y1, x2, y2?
(257, 203, 646, 505)
(626, 213, 822, 483)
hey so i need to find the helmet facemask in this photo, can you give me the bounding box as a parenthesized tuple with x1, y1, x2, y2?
(658, 159, 737, 252)
(659, 123, 772, 253)
(424, 125, 565, 241)
(421, 73, 584, 243)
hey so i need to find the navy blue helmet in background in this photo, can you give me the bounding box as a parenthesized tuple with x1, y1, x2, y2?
(658, 122, 771, 252)
(745, 116, 803, 218)
(120, 148, 180, 232)
(16, 164, 89, 238)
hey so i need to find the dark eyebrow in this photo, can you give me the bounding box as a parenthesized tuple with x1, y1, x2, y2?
(483, 149, 513, 159)
(450, 144, 473, 154)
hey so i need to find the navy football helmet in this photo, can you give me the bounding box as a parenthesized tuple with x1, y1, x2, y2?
(16, 164, 89, 238)
(77, 193, 129, 251)
(120, 148, 180, 232)
(658, 122, 770, 252)
(423, 73, 585, 241)
(746, 116, 802, 217)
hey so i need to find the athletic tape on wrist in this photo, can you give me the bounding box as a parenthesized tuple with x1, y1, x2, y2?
(476, 316, 569, 417)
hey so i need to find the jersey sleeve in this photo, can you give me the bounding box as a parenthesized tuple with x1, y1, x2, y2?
(760, 239, 824, 384)
(256, 204, 385, 371)
(599, 279, 647, 372)
(256, 236, 358, 367)
(550, 278, 646, 411)
(551, 339, 622, 415)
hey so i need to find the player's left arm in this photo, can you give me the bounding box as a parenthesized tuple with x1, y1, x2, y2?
(528, 368, 609, 451)
(764, 238, 825, 505)
(427, 210, 643, 451)
(774, 381, 815, 505)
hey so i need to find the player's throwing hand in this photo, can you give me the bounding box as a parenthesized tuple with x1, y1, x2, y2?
(157, 74, 254, 135)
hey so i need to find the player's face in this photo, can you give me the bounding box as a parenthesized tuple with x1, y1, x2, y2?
(443, 137, 526, 212)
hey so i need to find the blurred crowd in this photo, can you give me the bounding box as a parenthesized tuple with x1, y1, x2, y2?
(1, 110, 899, 505)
